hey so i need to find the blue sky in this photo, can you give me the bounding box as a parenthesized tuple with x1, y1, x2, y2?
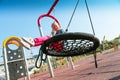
(0, 0, 120, 62)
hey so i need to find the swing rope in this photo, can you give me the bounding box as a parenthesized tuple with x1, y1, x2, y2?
(65, 0, 98, 68)
(85, 0, 95, 35)
(65, 0, 80, 32)
(85, 0, 98, 68)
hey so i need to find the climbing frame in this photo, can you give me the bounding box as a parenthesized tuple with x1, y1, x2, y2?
(2, 36, 30, 80)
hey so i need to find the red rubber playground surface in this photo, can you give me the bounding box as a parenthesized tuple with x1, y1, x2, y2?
(28, 49, 120, 80)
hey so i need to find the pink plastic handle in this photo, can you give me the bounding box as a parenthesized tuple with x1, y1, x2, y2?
(38, 0, 60, 27)
(37, 14, 60, 27)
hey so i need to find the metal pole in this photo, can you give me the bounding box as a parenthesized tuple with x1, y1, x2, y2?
(119, 35, 120, 43)
(38, 26, 54, 78)
(102, 36, 105, 51)
(69, 57, 74, 70)
(118, 35, 120, 49)
(46, 56, 54, 77)
(23, 49, 30, 80)
(3, 48, 10, 80)
(65, 57, 69, 67)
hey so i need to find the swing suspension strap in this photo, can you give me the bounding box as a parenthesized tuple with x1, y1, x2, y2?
(85, 0, 95, 35)
(85, 0, 97, 68)
(35, 50, 47, 68)
(65, 0, 80, 32)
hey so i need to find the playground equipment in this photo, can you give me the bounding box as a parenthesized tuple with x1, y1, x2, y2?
(36, 0, 99, 68)
(2, 36, 30, 80)
(2, 0, 100, 79)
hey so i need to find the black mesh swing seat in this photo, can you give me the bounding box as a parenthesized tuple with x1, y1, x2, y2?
(40, 32, 100, 57)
